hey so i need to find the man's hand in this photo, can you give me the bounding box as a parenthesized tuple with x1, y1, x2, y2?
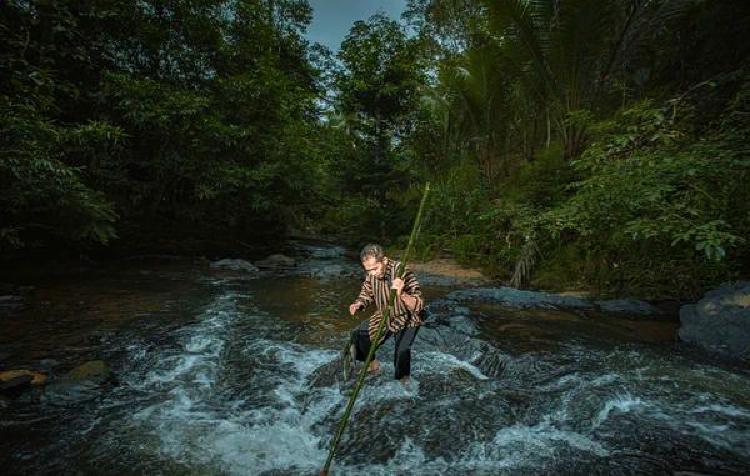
(391, 277, 404, 296)
(349, 303, 361, 316)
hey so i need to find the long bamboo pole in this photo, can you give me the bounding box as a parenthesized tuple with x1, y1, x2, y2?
(320, 182, 430, 476)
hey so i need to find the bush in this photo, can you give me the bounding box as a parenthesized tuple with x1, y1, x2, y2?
(542, 91, 750, 297)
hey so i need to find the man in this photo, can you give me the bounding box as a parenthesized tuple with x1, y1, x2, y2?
(348, 243, 425, 382)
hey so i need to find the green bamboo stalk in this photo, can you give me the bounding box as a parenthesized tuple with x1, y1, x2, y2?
(320, 182, 430, 476)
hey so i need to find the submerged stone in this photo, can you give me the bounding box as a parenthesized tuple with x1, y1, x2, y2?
(210, 258, 259, 273)
(43, 360, 113, 404)
(62, 360, 112, 384)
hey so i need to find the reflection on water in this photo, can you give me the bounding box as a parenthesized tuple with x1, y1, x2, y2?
(1, 244, 749, 475)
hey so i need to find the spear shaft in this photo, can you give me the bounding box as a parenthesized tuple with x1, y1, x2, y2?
(320, 182, 430, 476)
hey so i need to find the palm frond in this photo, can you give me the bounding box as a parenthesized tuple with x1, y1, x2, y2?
(483, 0, 563, 104)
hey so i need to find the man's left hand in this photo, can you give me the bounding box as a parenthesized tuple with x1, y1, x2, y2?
(391, 278, 404, 295)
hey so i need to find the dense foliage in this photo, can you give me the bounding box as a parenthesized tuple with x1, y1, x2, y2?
(1, 0, 325, 254)
(408, 0, 750, 298)
(2, 0, 749, 298)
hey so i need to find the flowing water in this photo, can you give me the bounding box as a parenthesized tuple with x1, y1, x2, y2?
(1, 244, 749, 475)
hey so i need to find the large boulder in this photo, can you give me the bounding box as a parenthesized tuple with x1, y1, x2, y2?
(679, 281, 750, 357)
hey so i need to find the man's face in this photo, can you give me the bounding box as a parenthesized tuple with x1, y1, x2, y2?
(362, 256, 385, 278)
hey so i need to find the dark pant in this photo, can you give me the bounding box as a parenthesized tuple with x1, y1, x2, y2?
(350, 319, 420, 380)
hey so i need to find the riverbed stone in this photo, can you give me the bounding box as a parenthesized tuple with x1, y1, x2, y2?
(307, 358, 345, 388)
(209, 258, 259, 273)
(297, 262, 359, 279)
(255, 254, 296, 268)
(42, 360, 113, 404)
(678, 281, 750, 357)
(0, 369, 48, 391)
(446, 286, 592, 309)
(595, 298, 660, 316)
(445, 314, 479, 336)
(62, 360, 112, 384)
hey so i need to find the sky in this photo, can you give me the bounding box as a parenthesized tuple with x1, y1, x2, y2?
(305, 0, 408, 52)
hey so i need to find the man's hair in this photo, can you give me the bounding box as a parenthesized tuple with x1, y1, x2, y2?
(360, 243, 385, 262)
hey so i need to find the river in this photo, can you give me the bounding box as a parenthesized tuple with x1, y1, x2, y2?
(1, 243, 749, 475)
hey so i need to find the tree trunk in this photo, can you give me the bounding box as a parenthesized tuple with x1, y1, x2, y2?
(564, 126, 586, 160)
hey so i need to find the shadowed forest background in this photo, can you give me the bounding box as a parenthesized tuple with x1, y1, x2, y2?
(2, 0, 749, 299)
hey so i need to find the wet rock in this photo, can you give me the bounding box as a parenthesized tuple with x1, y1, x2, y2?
(417, 367, 485, 397)
(63, 360, 112, 384)
(255, 254, 296, 268)
(595, 298, 659, 316)
(423, 302, 470, 324)
(679, 281, 750, 357)
(443, 288, 660, 320)
(473, 347, 508, 378)
(292, 243, 346, 259)
(0, 369, 48, 391)
(307, 358, 346, 388)
(297, 263, 359, 279)
(446, 287, 592, 310)
(477, 350, 565, 386)
(412, 325, 446, 349)
(336, 400, 418, 464)
(314, 263, 346, 276)
(446, 314, 479, 336)
(337, 380, 515, 466)
(414, 322, 480, 358)
(43, 360, 113, 404)
(210, 258, 259, 273)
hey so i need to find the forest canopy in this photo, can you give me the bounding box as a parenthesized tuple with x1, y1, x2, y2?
(2, 0, 749, 298)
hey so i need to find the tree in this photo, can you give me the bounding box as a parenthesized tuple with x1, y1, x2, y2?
(336, 13, 424, 162)
(332, 13, 425, 239)
(0, 0, 325, 254)
(480, 0, 702, 159)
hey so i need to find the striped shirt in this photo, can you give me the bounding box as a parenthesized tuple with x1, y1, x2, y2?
(354, 257, 425, 341)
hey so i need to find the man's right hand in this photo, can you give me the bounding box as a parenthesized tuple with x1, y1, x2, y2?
(349, 303, 361, 316)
